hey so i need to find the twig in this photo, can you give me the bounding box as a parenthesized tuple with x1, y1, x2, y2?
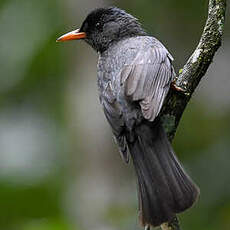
(161, 217, 180, 230)
(160, 0, 227, 230)
(161, 0, 226, 141)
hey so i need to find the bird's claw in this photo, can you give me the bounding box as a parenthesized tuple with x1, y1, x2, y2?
(171, 82, 186, 92)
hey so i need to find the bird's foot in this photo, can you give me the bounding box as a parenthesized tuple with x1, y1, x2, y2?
(170, 82, 185, 92)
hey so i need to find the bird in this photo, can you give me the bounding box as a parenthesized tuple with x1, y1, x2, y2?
(57, 6, 199, 229)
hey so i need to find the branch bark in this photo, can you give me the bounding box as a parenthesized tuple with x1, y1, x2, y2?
(159, 0, 227, 229)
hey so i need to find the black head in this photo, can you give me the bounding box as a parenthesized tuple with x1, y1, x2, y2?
(79, 7, 146, 53)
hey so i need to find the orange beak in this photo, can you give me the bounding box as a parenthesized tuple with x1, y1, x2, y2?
(56, 29, 86, 42)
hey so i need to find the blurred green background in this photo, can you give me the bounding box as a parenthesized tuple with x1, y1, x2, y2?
(0, 0, 229, 230)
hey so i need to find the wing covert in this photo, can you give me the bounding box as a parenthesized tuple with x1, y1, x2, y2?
(121, 45, 175, 121)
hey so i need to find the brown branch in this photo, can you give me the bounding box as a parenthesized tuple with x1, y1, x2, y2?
(159, 0, 227, 230)
(161, 217, 180, 230)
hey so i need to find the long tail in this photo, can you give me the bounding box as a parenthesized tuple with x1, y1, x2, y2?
(128, 119, 199, 227)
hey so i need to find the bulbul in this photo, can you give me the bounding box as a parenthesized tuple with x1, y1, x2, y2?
(57, 7, 199, 229)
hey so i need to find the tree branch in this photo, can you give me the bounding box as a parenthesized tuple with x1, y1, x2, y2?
(159, 0, 227, 229)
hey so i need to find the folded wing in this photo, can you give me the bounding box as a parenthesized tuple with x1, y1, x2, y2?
(121, 45, 175, 121)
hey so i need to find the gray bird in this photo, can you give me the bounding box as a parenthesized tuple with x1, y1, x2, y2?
(57, 7, 199, 229)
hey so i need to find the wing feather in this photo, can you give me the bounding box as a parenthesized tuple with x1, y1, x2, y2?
(121, 46, 174, 121)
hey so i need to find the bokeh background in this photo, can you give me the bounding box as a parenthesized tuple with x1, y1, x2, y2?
(0, 0, 229, 230)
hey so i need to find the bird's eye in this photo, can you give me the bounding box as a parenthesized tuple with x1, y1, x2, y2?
(95, 22, 100, 28)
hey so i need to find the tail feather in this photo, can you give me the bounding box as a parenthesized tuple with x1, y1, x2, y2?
(128, 119, 199, 227)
